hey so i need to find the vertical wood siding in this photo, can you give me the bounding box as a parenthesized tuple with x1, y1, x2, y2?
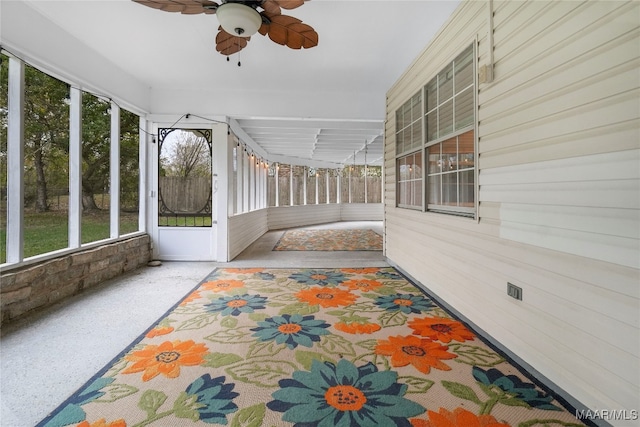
(267, 204, 341, 230)
(385, 0, 639, 415)
(340, 203, 384, 221)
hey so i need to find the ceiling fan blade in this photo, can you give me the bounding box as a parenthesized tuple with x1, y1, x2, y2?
(215, 28, 250, 56)
(132, 0, 218, 15)
(273, 0, 306, 10)
(260, 0, 282, 16)
(263, 14, 318, 49)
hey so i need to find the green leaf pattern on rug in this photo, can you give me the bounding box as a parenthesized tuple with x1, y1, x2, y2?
(177, 312, 219, 331)
(203, 352, 243, 368)
(94, 383, 139, 403)
(318, 334, 356, 357)
(226, 360, 298, 388)
(138, 389, 167, 417)
(398, 376, 435, 394)
(448, 343, 506, 366)
(37, 267, 585, 427)
(230, 403, 266, 427)
(278, 301, 320, 316)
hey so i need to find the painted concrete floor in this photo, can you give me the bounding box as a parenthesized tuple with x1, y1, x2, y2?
(0, 221, 386, 427)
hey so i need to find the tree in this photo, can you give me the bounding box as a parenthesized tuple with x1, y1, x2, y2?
(23, 65, 70, 212)
(160, 130, 211, 178)
(81, 93, 110, 211)
(0, 57, 140, 214)
(119, 108, 140, 211)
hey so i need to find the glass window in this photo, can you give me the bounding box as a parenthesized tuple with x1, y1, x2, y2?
(267, 162, 276, 207)
(366, 165, 382, 203)
(292, 165, 305, 205)
(396, 91, 422, 156)
(23, 64, 70, 256)
(328, 168, 338, 204)
(306, 167, 316, 205)
(317, 168, 327, 204)
(425, 44, 474, 143)
(278, 163, 291, 207)
(426, 130, 474, 213)
(81, 92, 111, 243)
(395, 43, 475, 216)
(396, 152, 422, 209)
(350, 165, 366, 203)
(119, 107, 140, 235)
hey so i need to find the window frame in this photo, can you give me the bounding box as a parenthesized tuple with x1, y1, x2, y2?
(394, 42, 477, 218)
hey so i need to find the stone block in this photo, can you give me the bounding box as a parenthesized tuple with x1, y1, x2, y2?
(89, 259, 110, 273)
(15, 266, 45, 285)
(7, 293, 48, 320)
(0, 273, 19, 292)
(44, 257, 72, 275)
(0, 286, 31, 307)
(71, 251, 97, 266)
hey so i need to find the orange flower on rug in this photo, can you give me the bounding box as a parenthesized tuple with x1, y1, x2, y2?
(375, 335, 457, 373)
(296, 286, 358, 308)
(77, 420, 126, 427)
(342, 278, 384, 292)
(408, 316, 476, 343)
(201, 279, 245, 293)
(121, 339, 208, 381)
(411, 408, 511, 427)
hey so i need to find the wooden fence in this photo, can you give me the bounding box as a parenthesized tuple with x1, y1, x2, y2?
(159, 176, 211, 213)
(268, 176, 382, 206)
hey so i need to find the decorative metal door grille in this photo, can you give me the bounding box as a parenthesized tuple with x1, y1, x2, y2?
(158, 128, 213, 227)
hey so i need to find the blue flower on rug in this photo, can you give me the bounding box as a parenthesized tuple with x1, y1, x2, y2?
(205, 294, 267, 316)
(289, 269, 346, 286)
(472, 366, 561, 410)
(374, 293, 434, 314)
(40, 377, 114, 427)
(256, 272, 276, 280)
(251, 314, 331, 349)
(184, 374, 239, 424)
(267, 359, 425, 427)
(376, 270, 403, 280)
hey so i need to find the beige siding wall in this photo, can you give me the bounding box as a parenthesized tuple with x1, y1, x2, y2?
(385, 0, 639, 416)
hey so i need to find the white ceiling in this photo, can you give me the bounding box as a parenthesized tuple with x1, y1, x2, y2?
(9, 0, 460, 166)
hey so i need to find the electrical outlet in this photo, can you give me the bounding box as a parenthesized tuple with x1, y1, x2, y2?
(507, 282, 522, 300)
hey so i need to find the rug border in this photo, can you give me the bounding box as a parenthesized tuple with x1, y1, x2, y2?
(35, 266, 597, 427)
(272, 228, 383, 252)
(35, 267, 221, 427)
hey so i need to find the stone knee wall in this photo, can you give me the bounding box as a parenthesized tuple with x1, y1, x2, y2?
(0, 235, 151, 325)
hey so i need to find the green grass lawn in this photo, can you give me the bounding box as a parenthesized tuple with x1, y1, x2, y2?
(0, 210, 139, 262)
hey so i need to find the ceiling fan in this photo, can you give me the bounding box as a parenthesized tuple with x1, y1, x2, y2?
(132, 0, 318, 58)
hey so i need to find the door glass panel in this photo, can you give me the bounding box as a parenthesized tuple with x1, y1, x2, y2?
(158, 128, 212, 227)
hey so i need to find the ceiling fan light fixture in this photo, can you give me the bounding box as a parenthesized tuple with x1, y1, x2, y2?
(216, 2, 262, 37)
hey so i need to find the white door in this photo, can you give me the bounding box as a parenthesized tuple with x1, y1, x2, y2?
(152, 127, 216, 260)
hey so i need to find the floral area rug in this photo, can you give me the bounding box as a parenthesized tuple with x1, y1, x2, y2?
(273, 229, 383, 251)
(37, 267, 587, 427)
